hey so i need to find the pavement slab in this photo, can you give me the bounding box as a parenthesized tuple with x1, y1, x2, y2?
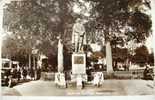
(1, 80, 155, 96)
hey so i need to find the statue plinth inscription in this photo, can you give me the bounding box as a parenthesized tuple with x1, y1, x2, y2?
(72, 53, 86, 74)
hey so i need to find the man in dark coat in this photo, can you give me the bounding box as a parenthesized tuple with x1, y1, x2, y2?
(17, 69, 21, 82)
(22, 67, 27, 80)
(143, 65, 150, 80)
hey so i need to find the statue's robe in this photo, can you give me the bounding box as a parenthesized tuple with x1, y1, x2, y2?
(72, 22, 86, 52)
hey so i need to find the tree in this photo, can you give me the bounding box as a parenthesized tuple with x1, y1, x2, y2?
(85, 0, 152, 72)
(132, 45, 149, 66)
(4, 0, 74, 52)
(148, 52, 154, 66)
(3, 0, 152, 72)
(3, 0, 74, 69)
(112, 47, 129, 67)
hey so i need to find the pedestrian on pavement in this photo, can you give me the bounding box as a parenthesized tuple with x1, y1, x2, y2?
(22, 67, 28, 80)
(30, 68, 35, 80)
(5, 69, 11, 78)
(143, 65, 152, 80)
(12, 68, 17, 79)
(5, 76, 9, 86)
(17, 68, 21, 82)
(36, 67, 41, 80)
(8, 76, 12, 88)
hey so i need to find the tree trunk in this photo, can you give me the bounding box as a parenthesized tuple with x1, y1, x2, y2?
(37, 54, 39, 69)
(106, 41, 113, 73)
(28, 54, 31, 68)
(33, 55, 35, 69)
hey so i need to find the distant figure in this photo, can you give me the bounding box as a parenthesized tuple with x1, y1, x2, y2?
(8, 76, 12, 88)
(22, 67, 27, 80)
(5, 76, 9, 86)
(30, 68, 35, 80)
(143, 65, 152, 80)
(72, 18, 86, 52)
(98, 57, 103, 70)
(17, 69, 21, 82)
(36, 67, 41, 80)
(12, 68, 17, 79)
(5, 69, 11, 78)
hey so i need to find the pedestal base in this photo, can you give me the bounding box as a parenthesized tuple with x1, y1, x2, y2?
(71, 74, 87, 89)
(72, 53, 86, 74)
(71, 74, 87, 82)
(72, 52, 87, 89)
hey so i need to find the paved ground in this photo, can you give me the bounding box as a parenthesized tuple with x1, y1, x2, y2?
(1, 80, 155, 96)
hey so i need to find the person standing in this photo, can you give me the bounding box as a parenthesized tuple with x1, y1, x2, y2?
(22, 67, 27, 80)
(12, 67, 17, 79)
(30, 68, 35, 80)
(17, 68, 21, 82)
(8, 76, 12, 88)
(36, 67, 41, 80)
(143, 65, 151, 80)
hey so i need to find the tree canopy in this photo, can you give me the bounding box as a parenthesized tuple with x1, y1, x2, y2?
(86, 0, 152, 44)
(132, 45, 149, 66)
(2, 0, 152, 67)
(3, 0, 75, 56)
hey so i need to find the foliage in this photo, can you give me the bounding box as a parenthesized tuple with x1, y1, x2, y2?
(112, 47, 129, 62)
(3, 0, 74, 56)
(148, 53, 154, 66)
(2, 0, 152, 69)
(86, 0, 152, 44)
(132, 45, 149, 65)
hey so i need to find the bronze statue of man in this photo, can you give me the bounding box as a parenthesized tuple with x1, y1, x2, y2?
(72, 18, 86, 52)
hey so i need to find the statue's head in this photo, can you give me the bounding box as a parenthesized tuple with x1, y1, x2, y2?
(76, 18, 81, 23)
(57, 34, 61, 39)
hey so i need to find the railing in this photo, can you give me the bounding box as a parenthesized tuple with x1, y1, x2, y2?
(91, 70, 145, 79)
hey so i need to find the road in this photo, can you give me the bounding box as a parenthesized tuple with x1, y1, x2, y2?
(1, 80, 155, 96)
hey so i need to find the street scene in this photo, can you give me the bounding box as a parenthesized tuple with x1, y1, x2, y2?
(0, 0, 155, 96)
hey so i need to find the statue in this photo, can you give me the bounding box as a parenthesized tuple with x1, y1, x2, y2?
(72, 18, 86, 52)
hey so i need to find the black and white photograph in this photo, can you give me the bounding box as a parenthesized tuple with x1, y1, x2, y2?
(0, 0, 155, 97)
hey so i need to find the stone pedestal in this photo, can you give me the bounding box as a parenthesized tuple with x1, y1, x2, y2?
(76, 74, 83, 89)
(72, 53, 86, 74)
(71, 53, 87, 89)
